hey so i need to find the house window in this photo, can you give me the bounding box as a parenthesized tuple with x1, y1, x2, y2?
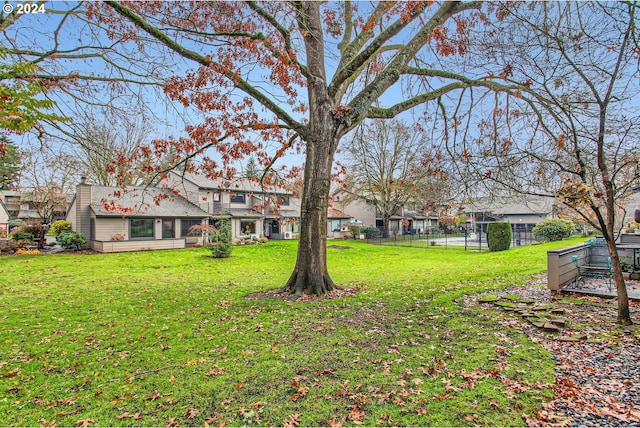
(278, 195, 290, 206)
(240, 220, 254, 235)
(230, 192, 246, 204)
(181, 219, 202, 237)
(130, 219, 154, 239)
(162, 219, 175, 239)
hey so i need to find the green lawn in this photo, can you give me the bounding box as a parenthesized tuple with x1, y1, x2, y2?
(0, 238, 585, 426)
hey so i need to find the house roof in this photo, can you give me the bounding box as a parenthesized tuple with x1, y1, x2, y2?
(328, 207, 351, 219)
(174, 171, 294, 195)
(211, 208, 300, 219)
(463, 195, 555, 216)
(404, 211, 427, 220)
(89, 186, 209, 218)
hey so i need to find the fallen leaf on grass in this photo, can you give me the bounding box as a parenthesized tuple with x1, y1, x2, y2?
(116, 412, 141, 420)
(207, 367, 226, 376)
(290, 386, 309, 401)
(283, 412, 301, 427)
(4, 368, 20, 377)
(348, 406, 366, 421)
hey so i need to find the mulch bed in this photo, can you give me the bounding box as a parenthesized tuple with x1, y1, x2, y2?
(466, 279, 640, 426)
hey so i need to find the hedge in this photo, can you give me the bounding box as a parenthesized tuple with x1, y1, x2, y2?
(487, 222, 512, 252)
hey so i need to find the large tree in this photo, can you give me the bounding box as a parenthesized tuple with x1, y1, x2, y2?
(340, 119, 447, 237)
(99, 0, 489, 296)
(448, 1, 639, 324)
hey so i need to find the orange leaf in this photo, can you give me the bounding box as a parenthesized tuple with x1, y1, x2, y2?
(283, 412, 301, 427)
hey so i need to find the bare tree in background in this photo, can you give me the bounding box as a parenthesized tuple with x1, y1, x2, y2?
(447, 1, 639, 325)
(66, 109, 153, 186)
(17, 148, 80, 245)
(0, 2, 171, 152)
(339, 119, 449, 237)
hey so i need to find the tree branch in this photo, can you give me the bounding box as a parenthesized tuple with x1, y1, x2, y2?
(104, 1, 306, 136)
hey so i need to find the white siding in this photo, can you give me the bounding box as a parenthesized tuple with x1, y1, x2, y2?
(95, 217, 129, 241)
(65, 197, 77, 229)
(0, 204, 8, 223)
(93, 239, 186, 253)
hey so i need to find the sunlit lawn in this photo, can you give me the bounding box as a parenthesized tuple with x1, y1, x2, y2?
(0, 238, 585, 426)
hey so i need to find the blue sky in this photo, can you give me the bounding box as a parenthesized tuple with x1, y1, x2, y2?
(4, 1, 429, 157)
(4, 1, 638, 195)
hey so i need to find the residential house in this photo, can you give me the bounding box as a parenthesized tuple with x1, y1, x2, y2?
(460, 195, 556, 239)
(327, 206, 354, 237)
(331, 189, 436, 235)
(623, 189, 640, 229)
(0, 190, 71, 225)
(330, 189, 377, 229)
(331, 187, 559, 238)
(66, 180, 209, 253)
(162, 171, 302, 240)
(0, 199, 9, 237)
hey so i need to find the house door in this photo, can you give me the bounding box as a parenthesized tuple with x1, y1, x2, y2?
(271, 220, 280, 235)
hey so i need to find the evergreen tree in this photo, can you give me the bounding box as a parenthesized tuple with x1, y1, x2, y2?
(0, 137, 21, 190)
(245, 157, 260, 179)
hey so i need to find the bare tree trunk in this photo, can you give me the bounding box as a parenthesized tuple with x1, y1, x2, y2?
(382, 217, 391, 238)
(606, 241, 631, 325)
(597, 102, 632, 325)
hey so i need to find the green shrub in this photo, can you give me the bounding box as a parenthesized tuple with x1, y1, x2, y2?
(9, 239, 33, 250)
(487, 222, 512, 252)
(348, 225, 361, 238)
(10, 230, 35, 242)
(362, 227, 380, 239)
(209, 218, 233, 258)
(48, 220, 72, 236)
(532, 219, 574, 242)
(57, 231, 87, 250)
(8, 219, 25, 230)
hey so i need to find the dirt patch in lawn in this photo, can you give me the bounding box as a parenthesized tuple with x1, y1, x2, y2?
(246, 287, 359, 302)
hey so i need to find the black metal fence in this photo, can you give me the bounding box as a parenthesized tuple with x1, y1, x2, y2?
(366, 228, 536, 251)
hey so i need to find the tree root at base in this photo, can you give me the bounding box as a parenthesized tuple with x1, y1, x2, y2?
(280, 270, 342, 297)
